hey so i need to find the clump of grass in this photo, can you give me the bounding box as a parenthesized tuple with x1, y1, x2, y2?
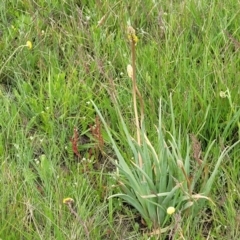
(63, 197, 90, 240)
(0, 40, 32, 76)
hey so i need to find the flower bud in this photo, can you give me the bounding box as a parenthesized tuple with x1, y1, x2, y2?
(127, 64, 133, 78)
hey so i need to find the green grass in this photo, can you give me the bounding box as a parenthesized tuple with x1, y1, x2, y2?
(0, 0, 240, 239)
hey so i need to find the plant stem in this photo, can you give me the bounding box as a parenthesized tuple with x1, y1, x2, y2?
(130, 36, 143, 169)
(0, 45, 25, 77)
(66, 202, 90, 240)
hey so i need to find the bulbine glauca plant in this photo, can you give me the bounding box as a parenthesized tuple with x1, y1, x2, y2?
(92, 26, 239, 235)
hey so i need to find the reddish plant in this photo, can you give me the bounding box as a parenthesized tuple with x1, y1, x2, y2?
(89, 116, 104, 159)
(90, 116, 104, 149)
(70, 127, 81, 158)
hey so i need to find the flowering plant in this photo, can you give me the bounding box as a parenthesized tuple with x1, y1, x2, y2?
(92, 26, 239, 233)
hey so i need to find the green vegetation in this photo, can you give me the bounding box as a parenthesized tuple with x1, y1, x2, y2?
(0, 1, 239, 239)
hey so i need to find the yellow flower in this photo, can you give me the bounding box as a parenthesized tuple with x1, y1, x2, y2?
(63, 197, 74, 204)
(127, 26, 138, 45)
(167, 206, 175, 215)
(26, 41, 32, 50)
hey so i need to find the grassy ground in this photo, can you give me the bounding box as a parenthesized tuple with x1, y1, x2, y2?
(0, 0, 240, 239)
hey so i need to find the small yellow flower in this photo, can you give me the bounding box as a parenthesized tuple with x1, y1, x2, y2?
(26, 41, 32, 50)
(167, 206, 175, 215)
(127, 26, 138, 45)
(63, 197, 74, 204)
